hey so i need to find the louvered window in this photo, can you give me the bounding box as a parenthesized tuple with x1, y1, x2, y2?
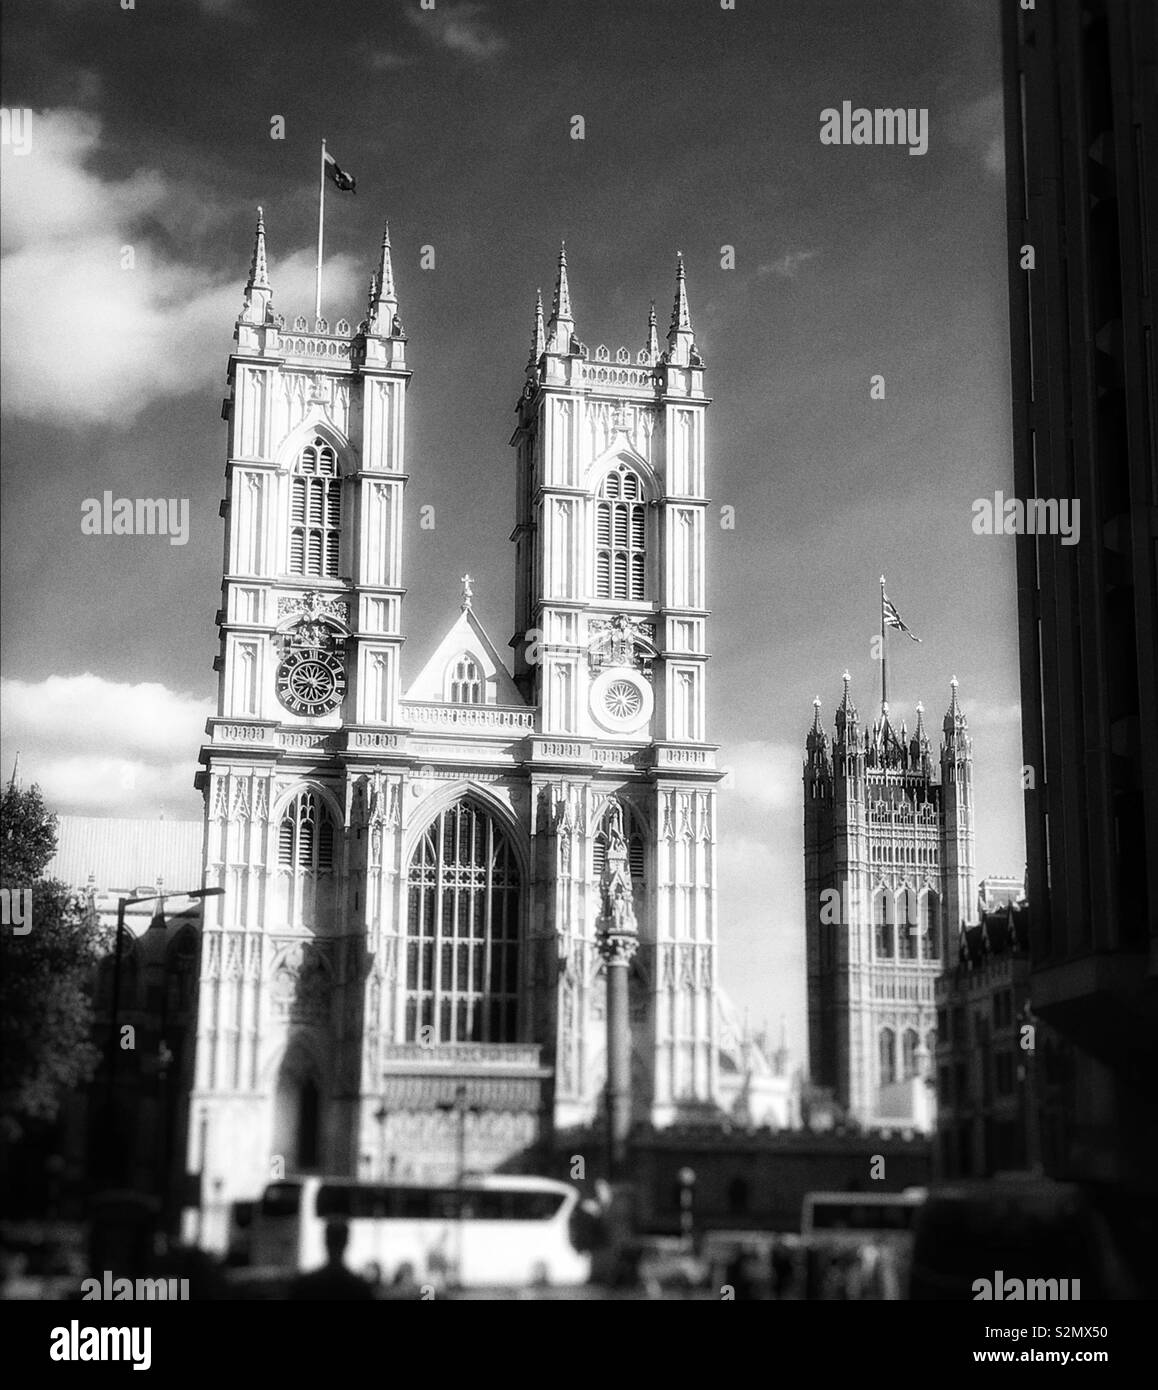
(289, 437, 341, 578)
(278, 791, 336, 873)
(595, 465, 645, 600)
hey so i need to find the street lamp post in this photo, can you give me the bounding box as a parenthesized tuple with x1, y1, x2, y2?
(678, 1167, 697, 1252)
(437, 1082, 480, 1286)
(374, 1102, 389, 1181)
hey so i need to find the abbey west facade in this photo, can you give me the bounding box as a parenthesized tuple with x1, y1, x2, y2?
(804, 676, 977, 1130)
(187, 215, 722, 1243)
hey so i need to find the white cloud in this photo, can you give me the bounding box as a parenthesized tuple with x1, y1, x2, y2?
(0, 110, 361, 427)
(719, 739, 800, 810)
(946, 87, 1005, 177)
(0, 674, 211, 818)
(967, 699, 1021, 727)
(368, 50, 414, 71)
(757, 249, 818, 279)
(407, 2, 507, 61)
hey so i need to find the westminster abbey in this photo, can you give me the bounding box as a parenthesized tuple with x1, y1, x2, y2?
(186, 216, 726, 1245)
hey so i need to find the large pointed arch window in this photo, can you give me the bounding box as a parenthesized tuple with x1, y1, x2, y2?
(289, 436, 341, 577)
(405, 801, 520, 1043)
(595, 465, 646, 600)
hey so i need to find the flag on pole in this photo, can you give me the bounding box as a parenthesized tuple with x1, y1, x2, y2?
(883, 592, 922, 642)
(324, 150, 357, 193)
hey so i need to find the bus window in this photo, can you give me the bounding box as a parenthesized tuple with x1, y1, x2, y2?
(392, 1188, 435, 1220)
(807, 1199, 920, 1232)
(316, 1185, 352, 1219)
(458, 1190, 566, 1221)
(317, 1185, 401, 1220)
(507, 1191, 566, 1221)
(261, 1182, 302, 1218)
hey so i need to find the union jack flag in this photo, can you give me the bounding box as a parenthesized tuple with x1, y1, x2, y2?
(883, 593, 921, 642)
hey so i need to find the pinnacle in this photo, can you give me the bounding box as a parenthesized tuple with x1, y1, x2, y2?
(668, 251, 691, 336)
(551, 241, 573, 322)
(247, 205, 269, 291)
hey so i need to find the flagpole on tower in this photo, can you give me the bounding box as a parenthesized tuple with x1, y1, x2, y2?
(880, 574, 888, 712)
(315, 138, 326, 322)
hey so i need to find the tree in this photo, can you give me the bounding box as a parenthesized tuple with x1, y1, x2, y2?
(0, 783, 109, 1144)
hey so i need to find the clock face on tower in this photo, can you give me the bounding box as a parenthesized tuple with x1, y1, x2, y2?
(589, 666, 653, 734)
(276, 647, 346, 717)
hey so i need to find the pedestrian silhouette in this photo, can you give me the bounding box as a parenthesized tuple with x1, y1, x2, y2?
(289, 1220, 373, 1301)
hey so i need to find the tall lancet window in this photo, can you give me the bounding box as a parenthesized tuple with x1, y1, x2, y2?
(289, 436, 341, 577)
(595, 465, 646, 600)
(920, 890, 941, 960)
(405, 801, 520, 1043)
(276, 789, 336, 929)
(879, 1027, 897, 1086)
(874, 890, 895, 959)
(898, 887, 919, 959)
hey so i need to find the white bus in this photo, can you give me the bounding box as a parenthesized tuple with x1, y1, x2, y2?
(252, 1174, 592, 1289)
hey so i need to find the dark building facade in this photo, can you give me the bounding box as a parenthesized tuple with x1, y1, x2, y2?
(934, 893, 1077, 1182)
(1001, 0, 1157, 1188)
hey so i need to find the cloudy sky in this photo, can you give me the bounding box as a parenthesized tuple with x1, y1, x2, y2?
(0, 0, 1025, 1062)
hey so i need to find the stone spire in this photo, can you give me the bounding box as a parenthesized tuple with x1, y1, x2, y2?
(910, 699, 932, 769)
(240, 206, 273, 325)
(834, 669, 858, 744)
(943, 676, 968, 735)
(806, 695, 828, 770)
(367, 220, 400, 335)
(645, 300, 660, 362)
(774, 1015, 790, 1077)
(527, 287, 545, 373)
(665, 252, 695, 365)
(362, 270, 379, 330)
(546, 241, 574, 353)
(942, 676, 972, 758)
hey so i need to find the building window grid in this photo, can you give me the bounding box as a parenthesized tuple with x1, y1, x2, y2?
(289, 438, 341, 578)
(405, 802, 520, 1044)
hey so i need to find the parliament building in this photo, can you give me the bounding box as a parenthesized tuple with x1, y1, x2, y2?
(804, 676, 978, 1131)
